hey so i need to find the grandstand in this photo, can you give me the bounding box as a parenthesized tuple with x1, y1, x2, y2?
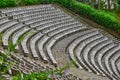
(0, 4, 120, 80)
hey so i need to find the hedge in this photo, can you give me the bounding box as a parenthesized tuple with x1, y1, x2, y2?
(0, 0, 120, 32)
(53, 0, 120, 32)
(24, 0, 40, 5)
(0, 0, 17, 8)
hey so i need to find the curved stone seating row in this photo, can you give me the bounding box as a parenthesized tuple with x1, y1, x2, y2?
(12, 27, 30, 49)
(117, 57, 120, 73)
(76, 34, 105, 72)
(0, 17, 9, 24)
(81, 37, 112, 74)
(31, 15, 71, 29)
(82, 40, 113, 76)
(111, 51, 120, 78)
(0, 20, 18, 33)
(17, 9, 63, 22)
(37, 35, 49, 62)
(104, 45, 120, 79)
(18, 9, 64, 22)
(88, 40, 114, 76)
(68, 29, 99, 69)
(78, 38, 119, 79)
(44, 21, 76, 33)
(1, 5, 53, 16)
(117, 62, 120, 73)
(13, 8, 61, 19)
(20, 29, 37, 56)
(36, 17, 74, 32)
(2, 23, 24, 46)
(24, 12, 66, 25)
(67, 29, 120, 79)
(46, 22, 80, 36)
(34, 17, 73, 30)
(29, 32, 44, 59)
(0, 5, 52, 13)
(95, 43, 115, 76)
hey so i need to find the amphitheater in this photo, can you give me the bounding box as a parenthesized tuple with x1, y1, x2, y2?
(0, 4, 120, 80)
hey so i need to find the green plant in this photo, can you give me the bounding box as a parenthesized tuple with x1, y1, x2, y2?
(0, 0, 17, 8)
(13, 71, 53, 80)
(0, 33, 28, 79)
(40, 0, 51, 4)
(100, 0, 105, 9)
(56, 0, 120, 32)
(24, 0, 39, 5)
(0, 34, 15, 79)
(12, 61, 73, 80)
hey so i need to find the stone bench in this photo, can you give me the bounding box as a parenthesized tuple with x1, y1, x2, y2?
(18, 11, 63, 21)
(83, 38, 112, 76)
(46, 39, 58, 67)
(12, 7, 57, 19)
(79, 37, 107, 71)
(0, 20, 18, 33)
(68, 30, 99, 69)
(29, 32, 43, 59)
(53, 26, 87, 40)
(111, 51, 120, 78)
(0, 17, 9, 25)
(104, 45, 120, 79)
(1, 5, 52, 13)
(17, 9, 63, 21)
(4, 6, 54, 16)
(76, 36, 107, 72)
(12, 27, 30, 50)
(2, 23, 24, 46)
(24, 12, 66, 25)
(32, 16, 71, 29)
(47, 22, 80, 37)
(40, 18, 75, 33)
(21, 29, 36, 57)
(35, 17, 73, 31)
(117, 62, 120, 74)
(95, 43, 115, 78)
(37, 35, 49, 63)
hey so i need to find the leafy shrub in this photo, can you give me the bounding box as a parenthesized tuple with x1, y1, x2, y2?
(13, 71, 53, 80)
(55, 0, 120, 32)
(24, 0, 39, 5)
(40, 0, 51, 4)
(118, 0, 120, 4)
(0, 0, 17, 8)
